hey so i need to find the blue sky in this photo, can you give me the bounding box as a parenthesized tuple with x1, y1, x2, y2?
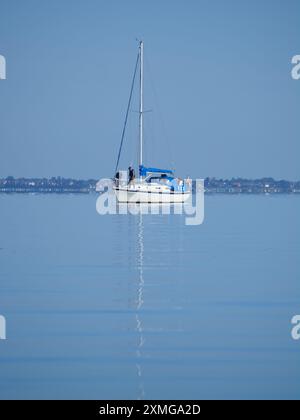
(0, 0, 299, 179)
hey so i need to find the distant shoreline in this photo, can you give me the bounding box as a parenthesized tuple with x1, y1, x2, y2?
(1, 176, 300, 195)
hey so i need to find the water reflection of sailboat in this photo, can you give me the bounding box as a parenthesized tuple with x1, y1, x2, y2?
(135, 213, 145, 399)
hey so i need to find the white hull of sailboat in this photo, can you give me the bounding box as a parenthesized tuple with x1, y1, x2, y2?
(114, 187, 190, 203)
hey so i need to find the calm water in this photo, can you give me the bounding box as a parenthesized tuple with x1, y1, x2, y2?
(0, 193, 299, 400)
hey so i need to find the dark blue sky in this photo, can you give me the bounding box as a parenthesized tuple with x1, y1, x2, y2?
(0, 0, 299, 179)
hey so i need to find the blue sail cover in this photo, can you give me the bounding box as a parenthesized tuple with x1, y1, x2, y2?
(139, 165, 174, 177)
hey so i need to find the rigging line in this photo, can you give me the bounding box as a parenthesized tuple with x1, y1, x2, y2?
(114, 52, 140, 175)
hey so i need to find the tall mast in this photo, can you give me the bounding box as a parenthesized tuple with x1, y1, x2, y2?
(139, 41, 144, 175)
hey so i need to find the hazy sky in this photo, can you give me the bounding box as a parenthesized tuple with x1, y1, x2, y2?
(0, 0, 299, 180)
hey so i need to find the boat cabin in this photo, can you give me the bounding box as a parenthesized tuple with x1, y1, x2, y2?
(139, 165, 187, 192)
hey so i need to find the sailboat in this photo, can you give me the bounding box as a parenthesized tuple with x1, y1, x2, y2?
(113, 41, 191, 204)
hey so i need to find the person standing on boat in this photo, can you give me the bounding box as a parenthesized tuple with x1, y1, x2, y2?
(115, 171, 120, 187)
(128, 166, 135, 184)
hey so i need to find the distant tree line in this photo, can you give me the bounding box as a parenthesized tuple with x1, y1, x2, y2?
(0, 176, 299, 194)
(0, 176, 96, 193)
(203, 177, 300, 193)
